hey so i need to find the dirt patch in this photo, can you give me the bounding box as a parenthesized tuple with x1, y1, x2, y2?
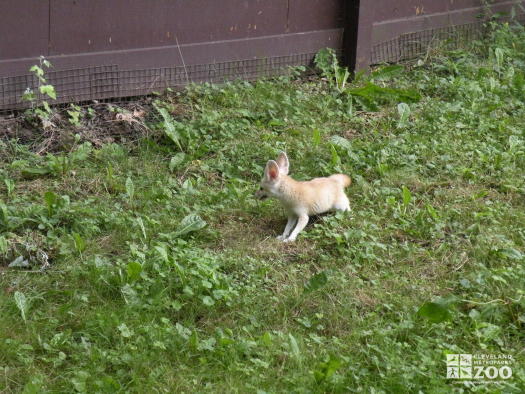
(0, 95, 190, 154)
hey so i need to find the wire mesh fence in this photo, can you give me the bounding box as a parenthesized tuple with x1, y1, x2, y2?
(0, 53, 316, 113)
(371, 21, 485, 64)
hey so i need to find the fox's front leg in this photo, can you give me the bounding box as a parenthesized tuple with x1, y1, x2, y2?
(283, 214, 309, 242)
(277, 216, 297, 241)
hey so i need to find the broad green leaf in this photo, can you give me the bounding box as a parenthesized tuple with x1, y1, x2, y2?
(202, 296, 215, 306)
(136, 217, 147, 240)
(370, 64, 404, 80)
(397, 102, 410, 127)
(125, 177, 135, 202)
(496, 248, 523, 260)
(72, 232, 86, 253)
(154, 244, 169, 262)
(71, 373, 88, 393)
(21, 375, 45, 394)
(335, 67, 350, 92)
(44, 190, 57, 206)
(174, 214, 206, 236)
(347, 82, 420, 104)
(121, 284, 139, 305)
(418, 302, 450, 323)
(29, 65, 44, 77)
(126, 262, 142, 281)
(154, 104, 182, 149)
(330, 145, 340, 167)
(260, 332, 273, 346)
(171, 300, 182, 311)
(312, 128, 321, 146)
(0, 201, 8, 224)
(288, 333, 301, 359)
(459, 279, 471, 288)
(189, 330, 199, 350)
(4, 178, 15, 196)
(314, 355, 342, 383)
(169, 153, 186, 172)
(44, 191, 58, 216)
(20, 167, 52, 180)
(304, 271, 329, 294)
(426, 204, 439, 220)
(71, 142, 92, 162)
(117, 323, 133, 338)
(330, 135, 352, 151)
(314, 48, 336, 80)
(401, 185, 412, 207)
(14, 291, 28, 322)
(41, 101, 52, 114)
(494, 47, 504, 69)
(39, 85, 56, 100)
(0, 236, 7, 254)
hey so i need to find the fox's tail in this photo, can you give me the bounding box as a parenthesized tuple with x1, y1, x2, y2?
(329, 174, 352, 188)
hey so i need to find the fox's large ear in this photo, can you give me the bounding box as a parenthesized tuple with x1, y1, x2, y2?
(264, 160, 280, 181)
(275, 152, 289, 175)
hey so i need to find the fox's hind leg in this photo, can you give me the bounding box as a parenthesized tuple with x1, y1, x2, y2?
(334, 193, 350, 212)
(277, 216, 297, 241)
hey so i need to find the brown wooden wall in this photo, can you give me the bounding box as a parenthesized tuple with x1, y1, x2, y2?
(0, 0, 345, 109)
(353, 0, 525, 69)
(1, 0, 524, 110)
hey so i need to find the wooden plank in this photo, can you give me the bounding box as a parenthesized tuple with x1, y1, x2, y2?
(0, 0, 49, 61)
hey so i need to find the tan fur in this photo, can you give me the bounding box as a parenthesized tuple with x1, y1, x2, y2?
(276, 174, 350, 216)
(329, 174, 351, 188)
(256, 152, 351, 242)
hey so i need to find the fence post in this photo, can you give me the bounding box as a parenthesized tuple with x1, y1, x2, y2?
(342, 0, 360, 71)
(344, 0, 374, 72)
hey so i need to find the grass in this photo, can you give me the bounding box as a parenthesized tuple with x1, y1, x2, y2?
(1, 22, 525, 393)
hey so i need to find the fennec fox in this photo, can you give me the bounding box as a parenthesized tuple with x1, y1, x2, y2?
(255, 152, 351, 242)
